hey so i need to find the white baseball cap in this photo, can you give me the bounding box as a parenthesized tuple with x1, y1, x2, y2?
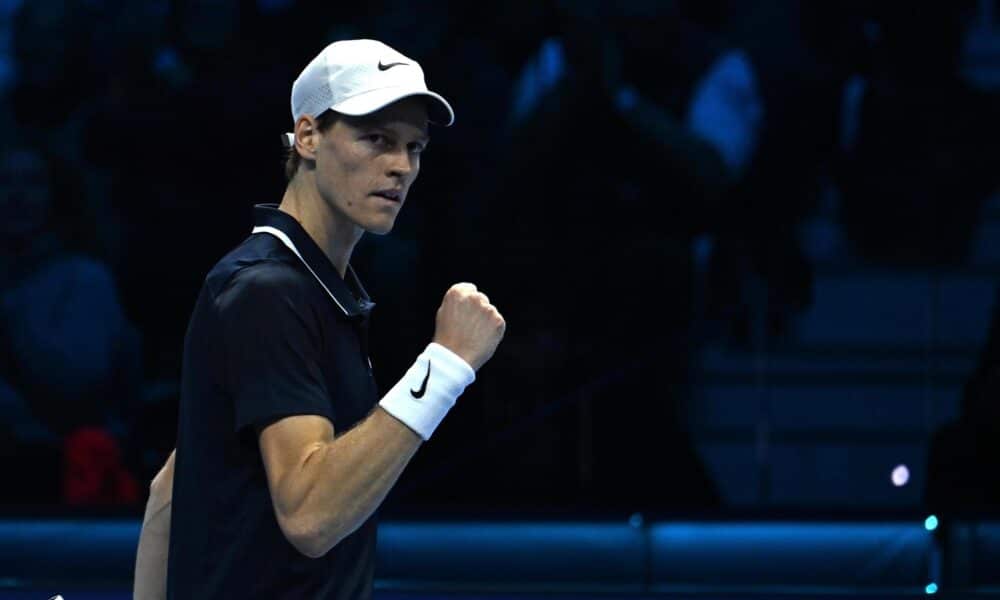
(284, 39, 454, 145)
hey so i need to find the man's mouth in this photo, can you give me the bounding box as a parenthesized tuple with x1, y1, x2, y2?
(372, 189, 402, 202)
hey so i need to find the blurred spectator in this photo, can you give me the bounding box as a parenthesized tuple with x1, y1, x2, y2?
(0, 0, 21, 131)
(8, 0, 122, 261)
(961, 0, 1000, 93)
(6, 0, 989, 517)
(0, 141, 141, 506)
(701, 1, 868, 345)
(926, 285, 1000, 515)
(835, 2, 999, 266)
(83, 0, 293, 383)
(9, 0, 95, 145)
(441, 0, 751, 513)
(63, 426, 140, 506)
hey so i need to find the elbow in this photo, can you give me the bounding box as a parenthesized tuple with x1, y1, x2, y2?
(280, 514, 347, 559)
(290, 531, 332, 560)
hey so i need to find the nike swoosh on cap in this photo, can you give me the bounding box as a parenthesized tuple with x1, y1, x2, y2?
(378, 61, 408, 71)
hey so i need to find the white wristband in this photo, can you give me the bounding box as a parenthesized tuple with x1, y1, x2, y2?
(378, 343, 475, 440)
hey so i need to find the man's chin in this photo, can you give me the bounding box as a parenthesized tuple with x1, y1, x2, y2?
(366, 221, 396, 236)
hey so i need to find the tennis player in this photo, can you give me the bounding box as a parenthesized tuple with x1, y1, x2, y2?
(133, 39, 505, 599)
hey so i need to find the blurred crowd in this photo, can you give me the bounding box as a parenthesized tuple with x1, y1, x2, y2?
(0, 0, 998, 515)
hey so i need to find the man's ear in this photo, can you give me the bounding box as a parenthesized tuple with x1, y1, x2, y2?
(294, 115, 320, 161)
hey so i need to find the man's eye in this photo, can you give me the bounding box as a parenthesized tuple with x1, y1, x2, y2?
(366, 134, 387, 145)
(408, 143, 425, 154)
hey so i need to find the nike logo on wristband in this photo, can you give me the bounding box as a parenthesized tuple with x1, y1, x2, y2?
(411, 362, 431, 398)
(378, 61, 408, 71)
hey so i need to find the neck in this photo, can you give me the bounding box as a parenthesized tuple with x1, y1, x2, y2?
(278, 172, 363, 278)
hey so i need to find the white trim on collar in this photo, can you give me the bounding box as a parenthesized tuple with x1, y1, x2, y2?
(251, 225, 349, 316)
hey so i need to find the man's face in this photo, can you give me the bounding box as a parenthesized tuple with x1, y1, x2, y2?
(313, 97, 429, 235)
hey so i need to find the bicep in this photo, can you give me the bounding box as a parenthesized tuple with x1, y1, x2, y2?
(258, 414, 336, 519)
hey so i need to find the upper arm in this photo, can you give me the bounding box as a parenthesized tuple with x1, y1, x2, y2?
(258, 414, 336, 551)
(216, 262, 340, 554)
(216, 262, 335, 434)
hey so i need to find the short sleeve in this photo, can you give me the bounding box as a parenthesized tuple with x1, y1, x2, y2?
(215, 261, 335, 434)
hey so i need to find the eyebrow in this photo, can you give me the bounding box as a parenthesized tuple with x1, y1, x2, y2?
(390, 127, 430, 146)
(357, 117, 431, 148)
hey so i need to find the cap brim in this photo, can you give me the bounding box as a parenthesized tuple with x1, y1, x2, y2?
(331, 86, 455, 127)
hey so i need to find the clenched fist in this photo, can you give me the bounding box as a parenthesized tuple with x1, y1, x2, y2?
(432, 283, 506, 371)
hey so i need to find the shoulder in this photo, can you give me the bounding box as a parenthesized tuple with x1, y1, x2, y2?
(206, 234, 311, 305)
(229, 259, 307, 290)
(215, 259, 315, 315)
(207, 257, 328, 353)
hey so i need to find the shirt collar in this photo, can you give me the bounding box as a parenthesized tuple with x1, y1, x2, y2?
(251, 204, 374, 319)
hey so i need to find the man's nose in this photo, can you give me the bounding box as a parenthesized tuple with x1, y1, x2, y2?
(387, 149, 414, 179)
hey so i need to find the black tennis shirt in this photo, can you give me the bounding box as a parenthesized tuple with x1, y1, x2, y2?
(167, 204, 380, 599)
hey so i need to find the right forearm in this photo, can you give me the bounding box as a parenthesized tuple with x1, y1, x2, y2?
(288, 407, 422, 556)
(281, 342, 479, 557)
(278, 286, 503, 558)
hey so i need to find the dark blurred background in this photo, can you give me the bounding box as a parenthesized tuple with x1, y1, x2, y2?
(1, 0, 999, 529)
